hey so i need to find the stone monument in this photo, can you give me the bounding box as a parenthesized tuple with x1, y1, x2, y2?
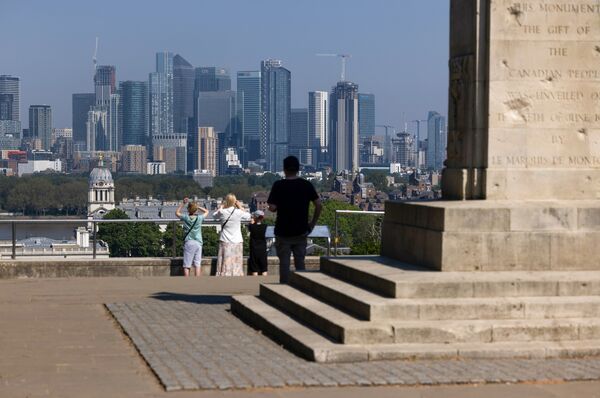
(382, 0, 600, 271)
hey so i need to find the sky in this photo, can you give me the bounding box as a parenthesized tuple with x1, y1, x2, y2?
(0, 0, 449, 139)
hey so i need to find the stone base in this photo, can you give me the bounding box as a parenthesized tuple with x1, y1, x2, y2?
(381, 200, 600, 271)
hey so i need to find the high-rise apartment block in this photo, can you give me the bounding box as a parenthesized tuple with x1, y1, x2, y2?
(308, 91, 328, 167)
(260, 59, 291, 172)
(426, 111, 446, 170)
(121, 145, 148, 174)
(237, 71, 261, 163)
(150, 52, 174, 139)
(329, 81, 359, 172)
(120, 81, 148, 146)
(189, 127, 217, 176)
(358, 93, 375, 137)
(29, 105, 52, 151)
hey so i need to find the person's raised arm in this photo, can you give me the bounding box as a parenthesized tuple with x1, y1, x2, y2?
(197, 206, 209, 217)
(175, 197, 189, 218)
(308, 199, 322, 232)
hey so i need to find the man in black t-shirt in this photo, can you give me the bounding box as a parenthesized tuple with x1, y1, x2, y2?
(268, 156, 322, 283)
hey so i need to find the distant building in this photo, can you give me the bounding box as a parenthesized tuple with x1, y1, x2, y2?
(147, 161, 166, 175)
(87, 65, 118, 152)
(17, 159, 62, 176)
(121, 145, 147, 174)
(194, 67, 231, 93)
(360, 136, 384, 165)
(150, 52, 174, 140)
(237, 71, 261, 163)
(120, 81, 148, 146)
(358, 93, 375, 137)
(189, 127, 217, 176)
(0, 120, 21, 150)
(329, 81, 359, 172)
(152, 133, 187, 173)
(29, 105, 52, 150)
(426, 111, 446, 170)
(308, 91, 328, 167)
(391, 131, 414, 167)
(173, 54, 194, 135)
(0, 75, 20, 122)
(193, 170, 214, 188)
(72, 93, 95, 148)
(261, 59, 291, 172)
(289, 108, 310, 166)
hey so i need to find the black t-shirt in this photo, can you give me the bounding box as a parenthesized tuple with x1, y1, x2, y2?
(248, 223, 267, 243)
(267, 178, 319, 237)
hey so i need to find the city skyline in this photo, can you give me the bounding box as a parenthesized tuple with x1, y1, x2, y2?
(0, 0, 449, 133)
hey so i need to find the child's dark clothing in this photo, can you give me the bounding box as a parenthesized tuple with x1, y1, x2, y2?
(247, 223, 268, 274)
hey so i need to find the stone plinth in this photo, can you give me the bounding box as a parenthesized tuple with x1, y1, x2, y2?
(381, 200, 600, 271)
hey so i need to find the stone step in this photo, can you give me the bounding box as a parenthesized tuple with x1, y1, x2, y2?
(290, 271, 600, 321)
(321, 256, 600, 299)
(259, 283, 394, 344)
(392, 318, 600, 344)
(232, 295, 600, 362)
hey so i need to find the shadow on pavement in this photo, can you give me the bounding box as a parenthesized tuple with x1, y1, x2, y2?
(149, 292, 230, 304)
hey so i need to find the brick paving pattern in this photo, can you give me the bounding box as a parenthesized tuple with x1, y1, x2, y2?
(106, 297, 600, 391)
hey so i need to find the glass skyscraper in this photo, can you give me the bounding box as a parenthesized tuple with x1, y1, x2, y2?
(330, 81, 359, 173)
(173, 54, 194, 135)
(29, 105, 52, 150)
(426, 111, 447, 170)
(289, 108, 311, 165)
(260, 59, 291, 172)
(194, 67, 231, 93)
(0, 75, 20, 122)
(150, 52, 174, 138)
(72, 93, 95, 147)
(120, 81, 148, 146)
(237, 71, 261, 163)
(308, 91, 328, 167)
(358, 93, 375, 137)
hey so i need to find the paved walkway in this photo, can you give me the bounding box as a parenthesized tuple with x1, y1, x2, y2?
(1, 276, 600, 397)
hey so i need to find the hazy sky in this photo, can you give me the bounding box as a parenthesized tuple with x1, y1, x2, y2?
(1, 0, 449, 137)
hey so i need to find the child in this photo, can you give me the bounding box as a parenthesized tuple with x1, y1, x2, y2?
(175, 197, 209, 277)
(247, 210, 268, 276)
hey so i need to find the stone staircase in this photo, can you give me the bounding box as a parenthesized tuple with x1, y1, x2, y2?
(231, 256, 600, 363)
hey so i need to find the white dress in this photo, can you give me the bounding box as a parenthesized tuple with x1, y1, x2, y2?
(214, 207, 251, 276)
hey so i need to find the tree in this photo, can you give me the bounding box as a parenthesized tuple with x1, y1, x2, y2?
(97, 209, 163, 257)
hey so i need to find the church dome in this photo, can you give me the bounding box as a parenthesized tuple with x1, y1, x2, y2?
(89, 165, 113, 187)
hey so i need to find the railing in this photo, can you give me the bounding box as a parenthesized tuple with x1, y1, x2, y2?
(333, 210, 385, 256)
(0, 218, 225, 260)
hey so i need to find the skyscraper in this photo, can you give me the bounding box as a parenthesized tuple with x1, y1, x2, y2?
(196, 90, 238, 174)
(72, 93, 95, 147)
(290, 108, 311, 166)
(358, 93, 375, 137)
(0, 75, 20, 122)
(93, 65, 116, 107)
(194, 67, 231, 93)
(120, 81, 148, 146)
(150, 52, 174, 139)
(308, 91, 328, 166)
(391, 131, 415, 166)
(426, 111, 447, 170)
(329, 81, 359, 173)
(87, 65, 118, 151)
(29, 105, 52, 150)
(173, 55, 194, 135)
(260, 59, 291, 172)
(237, 71, 261, 163)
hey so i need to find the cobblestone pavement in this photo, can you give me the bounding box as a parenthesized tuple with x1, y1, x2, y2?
(106, 296, 600, 391)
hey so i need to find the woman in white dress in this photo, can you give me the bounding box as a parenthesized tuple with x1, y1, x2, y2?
(214, 193, 252, 276)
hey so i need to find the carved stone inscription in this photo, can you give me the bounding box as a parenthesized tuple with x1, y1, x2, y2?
(489, 0, 600, 168)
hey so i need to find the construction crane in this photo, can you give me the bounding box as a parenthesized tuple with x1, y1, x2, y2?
(92, 37, 99, 71)
(316, 53, 351, 81)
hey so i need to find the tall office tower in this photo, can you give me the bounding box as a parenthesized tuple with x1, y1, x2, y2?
(150, 52, 174, 140)
(196, 90, 238, 174)
(0, 75, 21, 147)
(72, 93, 95, 148)
(108, 92, 121, 151)
(121, 145, 148, 174)
(260, 59, 291, 172)
(237, 71, 261, 163)
(120, 81, 148, 146)
(93, 65, 116, 107)
(29, 105, 52, 150)
(391, 131, 415, 166)
(329, 81, 359, 173)
(358, 93, 375, 137)
(308, 91, 328, 166)
(289, 108, 311, 166)
(188, 127, 217, 175)
(86, 109, 108, 152)
(0, 75, 20, 121)
(426, 111, 447, 170)
(194, 67, 231, 93)
(173, 55, 194, 134)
